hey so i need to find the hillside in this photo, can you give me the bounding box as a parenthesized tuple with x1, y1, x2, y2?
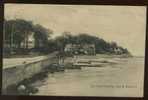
(52, 33, 131, 56)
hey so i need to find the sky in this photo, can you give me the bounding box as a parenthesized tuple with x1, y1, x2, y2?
(4, 4, 147, 56)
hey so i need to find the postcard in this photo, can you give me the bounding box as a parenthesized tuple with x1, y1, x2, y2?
(2, 4, 146, 97)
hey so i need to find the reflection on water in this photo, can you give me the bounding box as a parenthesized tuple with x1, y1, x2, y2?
(32, 57, 144, 97)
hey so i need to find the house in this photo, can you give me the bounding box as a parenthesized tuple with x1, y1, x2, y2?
(64, 43, 96, 55)
(27, 33, 35, 49)
(3, 32, 35, 56)
(114, 48, 123, 55)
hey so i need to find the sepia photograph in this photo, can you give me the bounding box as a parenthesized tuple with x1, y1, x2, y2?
(2, 4, 146, 97)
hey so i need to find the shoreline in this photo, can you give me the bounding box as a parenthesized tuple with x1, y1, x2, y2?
(2, 53, 134, 95)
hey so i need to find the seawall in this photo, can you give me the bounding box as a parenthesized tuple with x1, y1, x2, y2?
(2, 52, 59, 93)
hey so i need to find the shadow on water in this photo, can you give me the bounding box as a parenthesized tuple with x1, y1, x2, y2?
(4, 64, 66, 95)
(4, 71, 49, 95)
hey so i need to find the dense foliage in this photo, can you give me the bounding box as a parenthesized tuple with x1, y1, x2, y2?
(4, 19, 51, 54)
(52, 33, 130, 55)
(4, 19, 131, 56)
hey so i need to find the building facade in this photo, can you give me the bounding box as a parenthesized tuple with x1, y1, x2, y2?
(64, 43, 96, 55)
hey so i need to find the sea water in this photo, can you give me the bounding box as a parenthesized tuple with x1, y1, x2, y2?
(32, 57, 145, 97)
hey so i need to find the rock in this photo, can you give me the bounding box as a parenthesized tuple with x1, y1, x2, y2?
(17, 84, 26, 92)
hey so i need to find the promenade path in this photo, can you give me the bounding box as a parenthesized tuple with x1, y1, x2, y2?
(3, 52, 58, 69)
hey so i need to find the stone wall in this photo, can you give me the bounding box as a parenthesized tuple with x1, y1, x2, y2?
(2, 54, 58, 92)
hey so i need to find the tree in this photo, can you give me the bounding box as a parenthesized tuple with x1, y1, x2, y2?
(33, 24, 53, 53)
(14, 19, 33, 49)
(4, 19, 33, 50)
(53, 33, 131, 55)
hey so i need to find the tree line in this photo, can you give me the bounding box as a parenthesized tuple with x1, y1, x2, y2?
(4, 19, 131, 56)
(52, 33, 130, 55)
(4, 19, 52, 54)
